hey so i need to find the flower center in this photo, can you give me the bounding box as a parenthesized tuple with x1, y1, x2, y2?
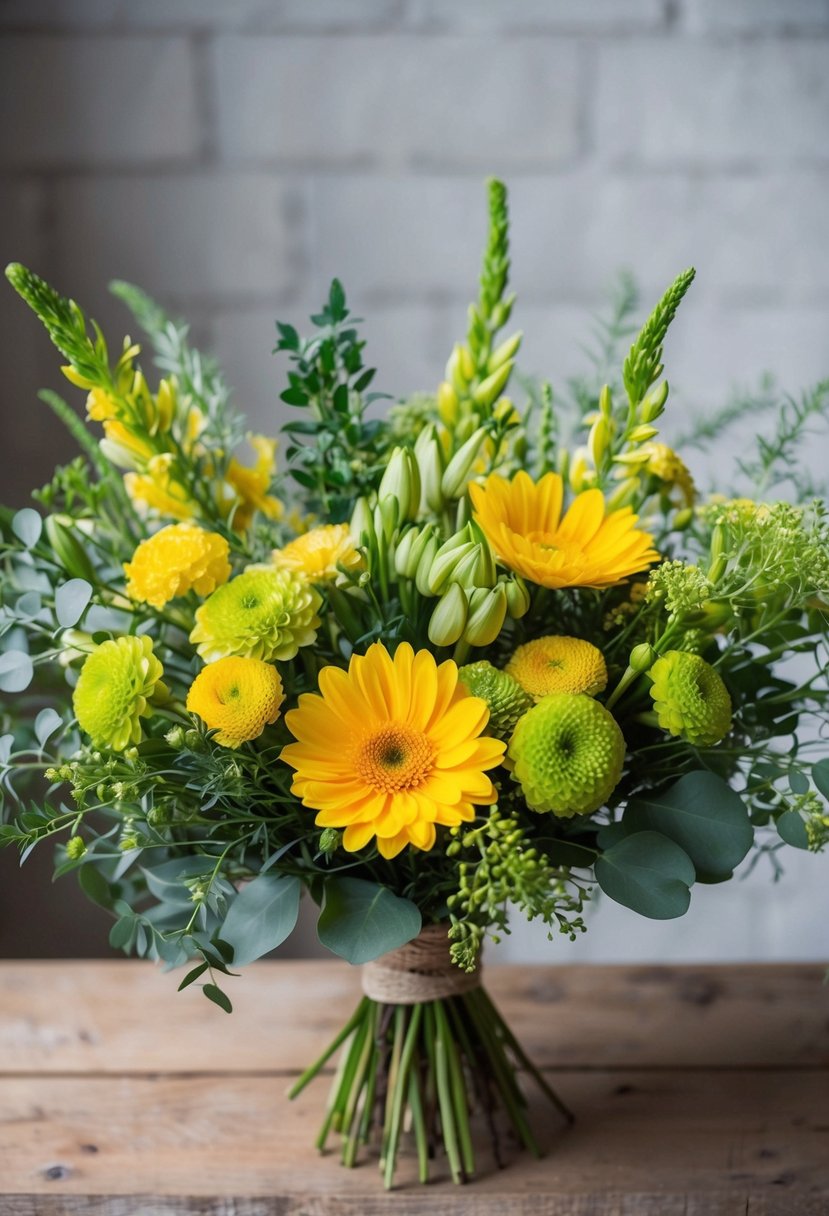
(357, 724, 435, 793)
(526, 528, 562, 553)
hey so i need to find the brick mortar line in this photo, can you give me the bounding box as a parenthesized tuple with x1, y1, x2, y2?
(2, 25, 829, 41)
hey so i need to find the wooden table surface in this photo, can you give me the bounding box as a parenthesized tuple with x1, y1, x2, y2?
(0, 961, 827, 1214)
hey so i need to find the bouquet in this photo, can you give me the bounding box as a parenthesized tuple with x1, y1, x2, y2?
(2, 179, 828, 1189)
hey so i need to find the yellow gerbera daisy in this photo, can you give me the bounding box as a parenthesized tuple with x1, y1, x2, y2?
(469, 470, 658, 590)
(281, 642, 505, 860)
(187, 657, 284, 748)
(273, 523, 363, 584)
(506, 635, 608, 701)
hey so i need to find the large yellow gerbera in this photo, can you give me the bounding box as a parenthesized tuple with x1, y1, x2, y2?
(469, 470, 658, 590)
(281, 642, 505, 860)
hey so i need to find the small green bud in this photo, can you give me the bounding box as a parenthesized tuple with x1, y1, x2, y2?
(44, 767, 58, 782)
(66, 835, 86, 860)
(463, 584, 507, 648)
(640, 380, 669, 422)
(349, 496, 374, 547)
(673, 507, 694, 530)
(428, 583, 469, 647)
(378, 446, 421, 521)
(442, 427, 488, 500)
(428, 539, 477, 595)
(473, 361, 513, 409)
(374, 497, 399, 543)
(165, 725, 186, 750)
(587, 415, 612, 470)
(184, 729, 206, 752)
(599, 384, 613, 419)
(414, 424, 446, 513)
(44, 514, 96, 582)
(486, 331, 522, 374)
(630, 643, 658, 673)
(415, 535, 440, 595)
(628, 424, 659, 444)
(319, 827, 341, 854)
(505, 575, 530, 620)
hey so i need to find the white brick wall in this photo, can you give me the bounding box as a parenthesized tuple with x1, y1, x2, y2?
(1, 0, 828, 962)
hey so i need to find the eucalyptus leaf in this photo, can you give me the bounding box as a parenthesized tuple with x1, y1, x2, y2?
(142, 856, 215, 906)
(15, 591, 42, 620)
(11, 508, 42, 548)
(624, 772, 752, 877)
(0, 735, 13, 765)
(78, 864, 114, 908)
(317, 877, 421, 965)
(203, 983, 233, 1014)
(55, 579, 93, 628)
(0, 650, 33, 693)
(219, 874, 301, 967)
(812, 759, 829, 802)
(34, 708, 63, 749)
(777, 810, 810, 850)
(595, 831, 694, 920)
(788, 770, 809, 796)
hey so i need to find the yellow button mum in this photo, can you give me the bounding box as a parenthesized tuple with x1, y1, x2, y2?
(469, 470, 658, 590)
(281, 641, 505, 859)
(506, 635, 608, 702)
(73, 635, 165, 751)
(187, 657, 285, 748)
(124, 524, 232, 609)
(273, 523, 363, 584)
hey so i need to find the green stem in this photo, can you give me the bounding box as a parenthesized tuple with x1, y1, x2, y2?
(433, 1001, 464, 1184)
(287, 997, 369, 1099)
(383, 1002, 423, 1189)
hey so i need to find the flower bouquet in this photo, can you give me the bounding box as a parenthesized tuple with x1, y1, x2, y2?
(2, 179, 828, 1189)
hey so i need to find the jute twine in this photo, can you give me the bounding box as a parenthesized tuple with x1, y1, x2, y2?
(361, 923, 480, 1005)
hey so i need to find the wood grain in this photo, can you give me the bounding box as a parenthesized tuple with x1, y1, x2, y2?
(1, 960, 826, 1073)
(0, 962, 827, 1213)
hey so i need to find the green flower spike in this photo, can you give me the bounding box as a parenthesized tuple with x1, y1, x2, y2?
(458, 661, 533, 741)
(509, 693, 625, 818)
(190, 567, 322, 663)
(648, 650, 732, 747)
(73, 635, 165, 751)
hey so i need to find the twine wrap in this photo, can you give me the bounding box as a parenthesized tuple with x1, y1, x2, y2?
(361, 923, 480, 1005)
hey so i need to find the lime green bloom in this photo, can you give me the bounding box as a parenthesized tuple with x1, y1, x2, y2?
(509, 693, 625, 818)
(458, 661, 532, 741)
(648, 650, 732, 746)
(73, 635, 165, 750)
(190, 567, 321, 663)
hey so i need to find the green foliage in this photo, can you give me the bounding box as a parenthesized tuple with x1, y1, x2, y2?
(595, 831, 695, 919)
(219, 873, 301, 966)
(622, 267, 696, 411)
(317, 877, 421, 965)
(624, 772, 753, 877)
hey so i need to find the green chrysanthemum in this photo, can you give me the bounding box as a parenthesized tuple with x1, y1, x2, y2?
(458, 661, 533, 741)
(509, 693, 625, 818)
(73, 635, 165, 751)
(648, 650, 732, 746)
(190, 567, 322, 663)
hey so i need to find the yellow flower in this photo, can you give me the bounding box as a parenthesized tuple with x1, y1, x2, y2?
(190, 566, 321, 662)
(124, 524, 231, 609)
(273, 523, 363, 584)
(125, 455, 196, 521)
(506, 635, 607, 701)
(281, 642, 505, 859)
(642, 443, 696, 507)
(223, 435, 283, 531)
(73, 635, 165, 751)
(469, 470, 658, 590)
(187, 657, 284, 748)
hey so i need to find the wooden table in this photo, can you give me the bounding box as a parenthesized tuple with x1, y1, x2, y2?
(0, 961, 827, 1214)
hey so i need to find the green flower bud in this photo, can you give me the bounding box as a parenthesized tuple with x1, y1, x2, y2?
(66, 835, 86, 860)
(319, 827, 341, 853)
(378, 446, 420, 522)
(428, 538, 478, 595)
(599, 384, 613, 419)
(164, 725, 186, 749)
(629, 643, 658, 673)
(349, 497, 374, 547)
(415, 535, 440, 595)
(588, 415, 612, 470)
(395, 524, 435, 581)
(473, 361, 513, 408)
(437, 380, 460, 425)
(428, 583, 469, 646)
(649, 651, 732, 746)
(628, 424, 659, 444)
(44, 514, 96, 583)
(442, 427, 488, 500)
(374, 498, 399, 545)
(486, 331, 522, 374)
(640, 380, 669, 422)
(464, 584, 507, 648)
(505, 575, 531, 620)
(673, 507, 695, 530)
(414, 424, 446, 513)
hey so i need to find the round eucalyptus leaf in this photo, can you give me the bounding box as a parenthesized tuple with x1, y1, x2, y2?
(55, 579, 93, 629)
(317, 877, 421, 965)
(595, 831, 694, 920)
(11, 508, 42, 549)
(0, 650, 33, 693)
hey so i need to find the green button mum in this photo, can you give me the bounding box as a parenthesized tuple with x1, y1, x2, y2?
(648, 650, 732, 747)
(458, 661, 533, 741)
(508, 693, 625, 818)
(73, 635, 165, 751)
(190, 567, 322, 663)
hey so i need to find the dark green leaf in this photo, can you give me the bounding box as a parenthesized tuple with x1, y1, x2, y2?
(777, 810, 810, 850)
(202, 983, 233, 1014)
(624, 772, 752, 877)
(595, 831, 694, 920)
(280, 387, 309, 407)
(219, 874, 301, 967)
(788, 770, 809, 796)
(109, 916, 135, 950)
(317, 877, 421, 965)
(812, 759, 829, 801)
(178, 962, 209, 991)
(78, 864, 113, 908)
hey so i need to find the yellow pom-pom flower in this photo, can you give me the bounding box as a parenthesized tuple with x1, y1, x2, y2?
(469, 470, 658, 590)
(187, 657, 285, 748)
(506, 635, 608, 702)
(649, 650, 732, 746)
(73, 635, 165, 751)
(190, 567, 321, 663)
(273, 523, 363, 584)
(508, 693, 625, 818)
(281, 641, 505, 859)
(124, 524, 232, 609)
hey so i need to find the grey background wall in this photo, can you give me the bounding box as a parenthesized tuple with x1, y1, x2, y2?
(0, 0, 827, 960)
